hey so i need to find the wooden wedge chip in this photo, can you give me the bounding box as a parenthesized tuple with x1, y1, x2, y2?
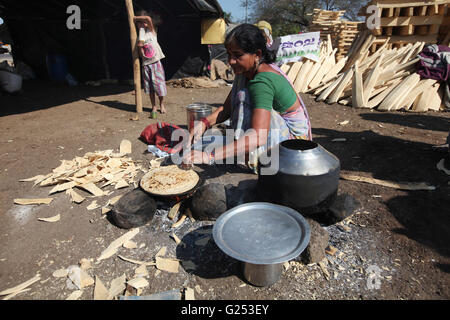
(38, 214, 61, 223)
(171, 232, 182, 245)
(94, 276, 109, 300)
(19, 175, 45, 182)
(87, 200, 100, 211)
(123, 240, 137, 249)
(108, 274, 127, 300)
(14, 198, 53, 205)
(325, 245, 338, 256)
(185, 287, 195, 300)
(109, 195, 122, 205)
(127, 277, 148, 289)
(134, 265, 148, 277)
(79, 258, 92, 271)
(172, 214, 187, 229)
(120, 140, 132, 154)
(318, 261, 330, 280)
(77, 183, 104, 197)
(49, 181, 77, 195)
(155, 246, 167, 257)
(52, 268, 68, 278)
(0, 274, 41, 296)
(115, 179, 129, 189)
(101, 207, 111, 214)
(97, 228, 140, 262)
(2, 288, 31, 300)
(66, 290, 83, 300)
(340, 174, 435, 191)
(155, 257, 179, 273)
(66, 189, 85, 204)
(168, 201, 182, 220)
(117, 255, 155, 266)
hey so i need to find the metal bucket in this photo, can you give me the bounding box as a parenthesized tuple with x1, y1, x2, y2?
(243, 262, 283, 287)
(186, 103, 212, 131)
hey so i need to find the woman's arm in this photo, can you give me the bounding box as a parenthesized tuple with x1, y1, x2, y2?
(214, 108, 270, 162)
(189, 90, 233, 143)
(205, 90, 232, 126)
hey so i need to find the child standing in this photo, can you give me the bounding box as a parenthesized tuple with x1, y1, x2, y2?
(134, 11, 167, 117)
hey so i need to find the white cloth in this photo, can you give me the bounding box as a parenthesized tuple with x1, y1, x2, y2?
(141, 30, 165, 65)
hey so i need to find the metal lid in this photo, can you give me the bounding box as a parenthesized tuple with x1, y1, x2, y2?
(213, 202, 310, 265)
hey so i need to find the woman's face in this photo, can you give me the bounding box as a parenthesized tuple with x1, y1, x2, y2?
(226, 39, 259, 76)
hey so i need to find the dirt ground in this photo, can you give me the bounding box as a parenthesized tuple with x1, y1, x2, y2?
(0, 79, 449, 301)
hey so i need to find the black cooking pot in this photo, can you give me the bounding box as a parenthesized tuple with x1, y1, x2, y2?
(257, 139, 340, 216)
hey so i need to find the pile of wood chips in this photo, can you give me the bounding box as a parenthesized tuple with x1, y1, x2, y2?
(18, 140, 144, 207)
(282, 32, 445, 112)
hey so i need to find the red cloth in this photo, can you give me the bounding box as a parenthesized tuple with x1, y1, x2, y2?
(140, 122, 184, 154)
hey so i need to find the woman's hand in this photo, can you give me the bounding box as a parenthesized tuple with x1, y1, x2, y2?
(182, 150, 211, 166)
(189, 121, 207, 146)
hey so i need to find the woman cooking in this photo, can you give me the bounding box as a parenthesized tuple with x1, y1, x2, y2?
(182, 24, 312, 172)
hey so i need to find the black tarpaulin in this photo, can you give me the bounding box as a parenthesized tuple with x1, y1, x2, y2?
(0, 0, 224, 81)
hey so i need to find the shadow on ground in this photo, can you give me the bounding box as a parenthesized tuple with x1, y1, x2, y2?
(313, 126, 450, 261)
(1, 79, 133, 116)
(176, 225, 242, 280)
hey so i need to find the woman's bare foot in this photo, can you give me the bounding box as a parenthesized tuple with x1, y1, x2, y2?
(160, 106, 167, 114)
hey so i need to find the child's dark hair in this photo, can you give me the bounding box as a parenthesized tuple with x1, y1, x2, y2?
(136, 9, 162, 27)
(225, 23, 276, 64)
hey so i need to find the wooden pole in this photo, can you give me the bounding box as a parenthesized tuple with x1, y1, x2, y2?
(125, 0, 143, 113)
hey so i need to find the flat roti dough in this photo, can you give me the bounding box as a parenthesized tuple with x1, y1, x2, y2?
(140, 165, 199, 195)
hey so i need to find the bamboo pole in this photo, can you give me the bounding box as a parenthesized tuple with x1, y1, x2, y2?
(125, 0, 143, 113)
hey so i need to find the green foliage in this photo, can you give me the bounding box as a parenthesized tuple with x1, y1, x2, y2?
(241, 0, 369, 37)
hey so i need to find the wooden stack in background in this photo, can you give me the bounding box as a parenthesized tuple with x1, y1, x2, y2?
(359, 0, 450, 52)
(309, 9, 363, 60)
(309, 8, 345, 48)
(281, 33, 445, 113)
(335, 20, 364, 60)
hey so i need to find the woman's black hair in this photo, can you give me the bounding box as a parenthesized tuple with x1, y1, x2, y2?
(225, 23, 276, 64)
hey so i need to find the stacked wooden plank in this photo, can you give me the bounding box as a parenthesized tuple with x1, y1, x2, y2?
(360, 0, 450, 53)
(438, 4, 450, 45)
(335, 21, 364, 60)
(309, 8, 345, 47)
(281, 34, 444, 112)
(309, 9, 363, 60)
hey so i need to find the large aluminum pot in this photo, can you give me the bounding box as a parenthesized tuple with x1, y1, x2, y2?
(186, 103, 212, 131)
(257, 139, 340, 215)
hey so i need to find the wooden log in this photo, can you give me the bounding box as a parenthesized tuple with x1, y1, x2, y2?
(125, 0, 143, 113)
